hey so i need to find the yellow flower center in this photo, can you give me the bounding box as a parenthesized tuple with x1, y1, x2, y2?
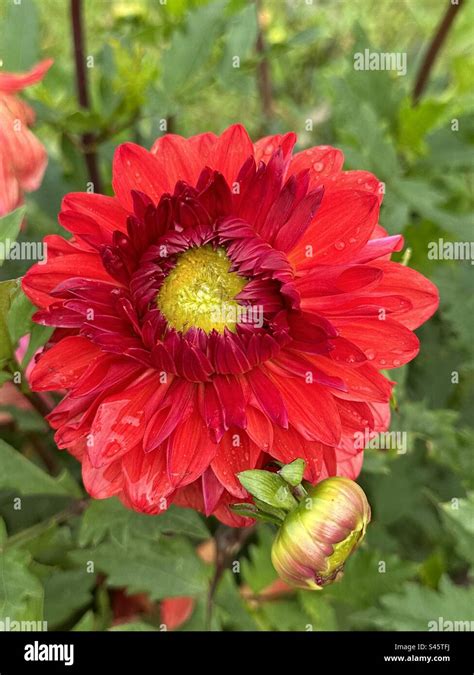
(157, 245, 247, 333)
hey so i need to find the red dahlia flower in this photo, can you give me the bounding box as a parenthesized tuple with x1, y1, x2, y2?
(23, 125, 439, 526)
(0, 59, 53, 215)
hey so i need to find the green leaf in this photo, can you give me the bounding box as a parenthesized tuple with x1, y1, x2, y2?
(238, 469, 297, 510)
(21, 323, 53, 368)
(70, 536, 210, 600)
(6, 288, 35, 348)
(230, 502, 283, 525)
(0, 0, 39, 71)
(43, 568, 96, 629)
(72, 609, 95, 631)
(214, 571, 259, 631)
(354, 576, 474, 631)
(0, 279, 20, 361)
(78, 498, 209, 547)
(298, 591, 338, 631)
(439, 494, 474, 563)
(397, 97, 448, 158)
(253, 498, 287, 523)
(162, 1, 226, 95)
(109, 621, 159, 632)
(257, 599, 311, 631)
(278, 459, 306, 487)
(219, 4, 258, 79)
(0, 439, 78, 497)
(362, 447, 464, 529)
(0, 517, 7, 545)
(241, 526, 278, 594)
(323, 548, 417, 610)
(0, 207, 26, 265)
(0, 548, 43, 622)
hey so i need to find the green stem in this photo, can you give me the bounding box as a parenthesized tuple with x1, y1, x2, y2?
(205, 524, 255, 631)
(293, 484, 308, 501)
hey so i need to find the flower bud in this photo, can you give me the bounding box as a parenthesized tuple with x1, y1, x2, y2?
(271, 477, 371, 590)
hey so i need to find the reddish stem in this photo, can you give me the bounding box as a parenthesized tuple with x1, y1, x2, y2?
(413, 0, 465, 105)
(70, 0, 103, 193)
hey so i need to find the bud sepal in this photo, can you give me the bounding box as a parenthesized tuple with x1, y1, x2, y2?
(233, 461, 371, 590)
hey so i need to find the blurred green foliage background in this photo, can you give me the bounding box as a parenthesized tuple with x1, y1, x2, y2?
(0, 0, 472, 631)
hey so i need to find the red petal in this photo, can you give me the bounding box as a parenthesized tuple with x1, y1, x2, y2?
(289, 190, 380, 269)
(143, 380, 195, 453)
(61, 192, 128, 235)
(369, 261, 439, 329)
(336, 317, 420, 368)
(336, 452, 364, 480)
(247, 367, 288, 428)
(188, 131, 218, 160)
(151, 134, 204, 186)
(295, 264, 383, 297)
(209, 124, 254, 184)
(0, 151, 21, 215)
(121, 445, 174, 514)
(166, 406, 217, 488)
(271, 425, 323, 483)
(30, 336, 102, 391)
(160, 597, 194, 630)
(201, 466, 225, 516)
(267, 371, 341, 446)
(273, 187, 324, 254)
(23, 250, 117, 308)
(306, 355, 394, 403)
(288, 145, 344, 187)
(88, 374, 162, 468)
(213, 374, 246, 429)
(0, 58, 53, 93)
(253, 132, 296, 164)
(353, 235, 404, 263)
(246, 405, 274, 451)
(324, 170, 384, 203)
(211, 431, 260, 498)
(82, 453, 123, 499)
(112, 143, 170, 210)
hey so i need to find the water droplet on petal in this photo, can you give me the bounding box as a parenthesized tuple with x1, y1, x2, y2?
(313, 162, 324, 172)
(365, 349, 376, 361)
(334, 241, 345, 250)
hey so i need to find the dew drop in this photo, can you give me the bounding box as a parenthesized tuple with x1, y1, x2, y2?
(380, 359, 386, 365)
(313, 162, 324, 172)
(334, 241, 346, 250)
(393, 359, 401, 367)
(365, 349, 376, 361)
(349, 237, 357, 244)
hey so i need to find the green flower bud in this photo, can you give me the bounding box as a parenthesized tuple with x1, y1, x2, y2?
(271, 477, 371, 590)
